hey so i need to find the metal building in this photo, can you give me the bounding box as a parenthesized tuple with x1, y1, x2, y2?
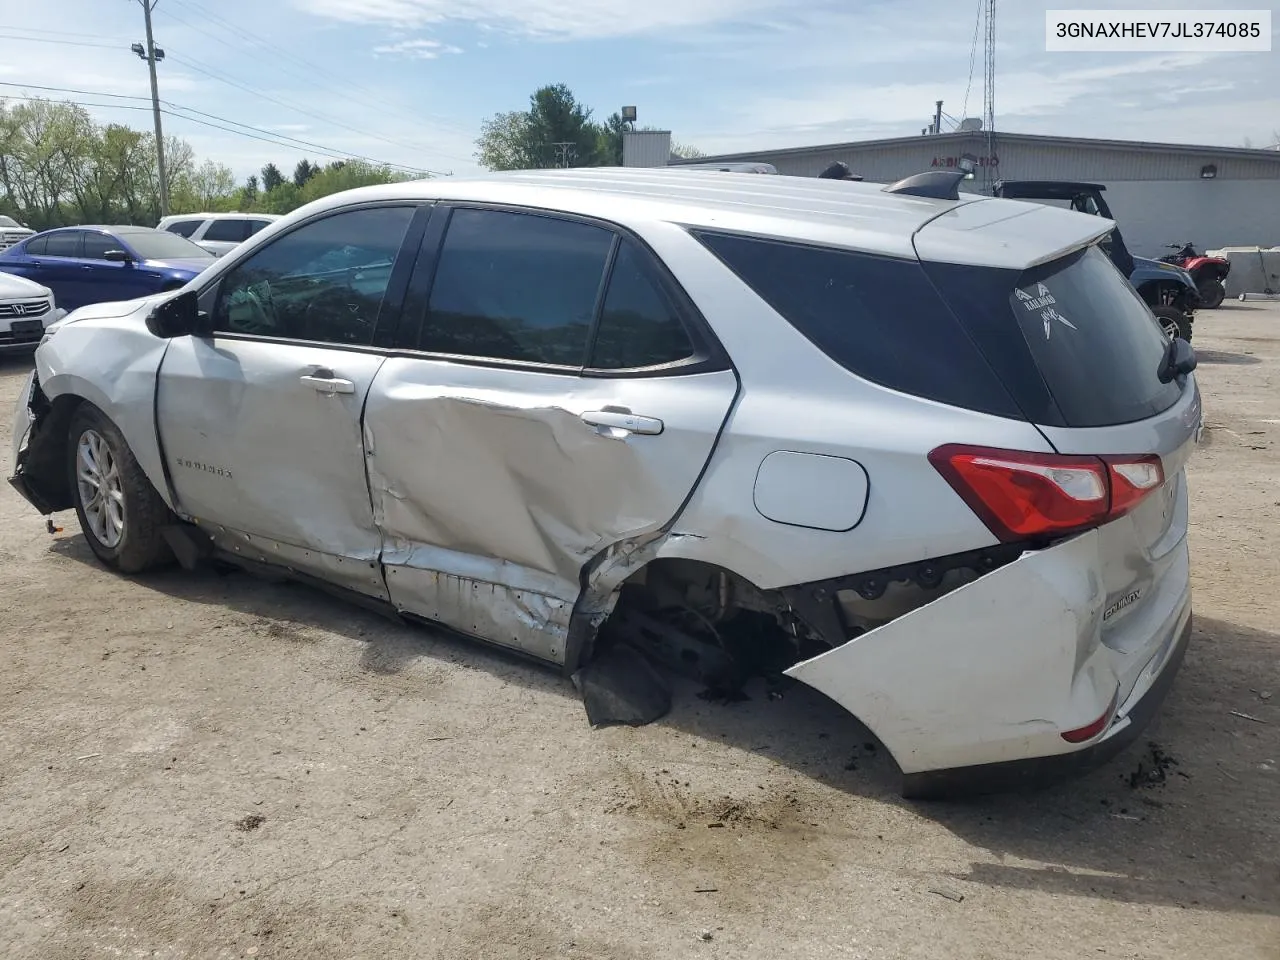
(666, 131, 1280, 257)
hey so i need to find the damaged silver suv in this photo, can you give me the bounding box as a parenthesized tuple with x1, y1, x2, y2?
(8, 169, 1201, 797)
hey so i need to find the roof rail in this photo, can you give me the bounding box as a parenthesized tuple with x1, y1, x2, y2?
(882, 170, 967, 201)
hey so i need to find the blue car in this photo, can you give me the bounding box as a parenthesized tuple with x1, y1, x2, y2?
(0, 225, 216, 313)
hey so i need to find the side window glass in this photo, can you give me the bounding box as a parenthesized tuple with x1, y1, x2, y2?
(82, 232, 118, 260)
(25, 236, 47, 255)
(213, 206, 414, 345)
(418, 208, 612, 366)
(204, 219, 247, 242)
(166, 220, 200, 238)
(44, 231, 81, 258)
(247, 219, 273, 236)
(589, 239, 695, 369)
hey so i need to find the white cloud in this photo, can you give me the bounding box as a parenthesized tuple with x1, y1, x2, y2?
(295, 0, 784, 39)
(372, 38, 463, 59)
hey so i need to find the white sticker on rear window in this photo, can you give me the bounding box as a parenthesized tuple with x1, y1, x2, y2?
(1016, 283, 1076, 339)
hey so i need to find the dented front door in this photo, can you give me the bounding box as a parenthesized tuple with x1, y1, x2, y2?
(363, 362, 738, 663)
(156, 337, 389, 598)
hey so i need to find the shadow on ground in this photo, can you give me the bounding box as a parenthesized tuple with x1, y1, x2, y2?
(1195, 349, 1263, 366)
(46, 534, 1280, 918)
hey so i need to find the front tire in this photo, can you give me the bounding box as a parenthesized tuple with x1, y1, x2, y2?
(1196, 278, 1225, 309)
(67, 403, 174, 573)
(1152, 306, 1192, 342)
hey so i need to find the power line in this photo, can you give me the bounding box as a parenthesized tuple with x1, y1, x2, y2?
(0, 26, 133, 42)
(0, 94, 156, 114)
(165, 52, 456, 172)
(153, 1, 475, 144)
(163, 103, 439, 175)
(0, 84, 436, 175)
(0, 81, 152, 103)
(168, 0, 475, 138)
(0, 33, 122, 50)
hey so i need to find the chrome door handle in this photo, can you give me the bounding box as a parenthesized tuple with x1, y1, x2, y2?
(300, 374, 355, 395)
(580, 410, 664, 435)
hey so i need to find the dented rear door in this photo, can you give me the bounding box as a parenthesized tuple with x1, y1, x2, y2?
(363, 206, 738, 663)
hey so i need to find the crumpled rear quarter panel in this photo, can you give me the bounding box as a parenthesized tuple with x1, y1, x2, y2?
(784, 528, 1189, 775)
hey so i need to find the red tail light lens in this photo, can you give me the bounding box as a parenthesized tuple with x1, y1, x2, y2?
(1106, 455, 1165, 517)
(929, 445, 1165, 542)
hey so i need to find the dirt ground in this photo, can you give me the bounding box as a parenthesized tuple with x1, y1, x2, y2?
(1, 303, 1277, 960)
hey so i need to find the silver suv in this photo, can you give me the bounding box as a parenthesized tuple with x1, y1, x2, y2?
(9, 170, 1200, 797)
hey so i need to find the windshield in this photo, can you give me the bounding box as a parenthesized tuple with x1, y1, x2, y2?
(123, 230, 215, 261)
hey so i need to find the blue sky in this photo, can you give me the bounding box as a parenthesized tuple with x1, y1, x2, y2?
(1, 0, 1276, 181)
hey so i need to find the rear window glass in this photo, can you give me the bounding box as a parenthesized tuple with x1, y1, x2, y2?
(43, 232, 81, 257)
(122, 230, 214, 261)
(924, 246, 1181, 428)
(165, 220, 202, 238)
(203, 219, 247, 242)
(695, 231, 1020, 418)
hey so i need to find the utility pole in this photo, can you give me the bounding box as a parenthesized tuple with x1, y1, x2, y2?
(133, 0, 169, 217)
(551, 142, 577, 168)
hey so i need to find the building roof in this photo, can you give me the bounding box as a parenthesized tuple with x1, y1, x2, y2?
(673, 130, 1280, 165)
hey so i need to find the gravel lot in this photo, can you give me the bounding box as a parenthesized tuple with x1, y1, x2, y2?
(1, 304, 1277, 960)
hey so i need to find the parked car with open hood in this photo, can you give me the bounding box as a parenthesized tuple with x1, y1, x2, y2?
(8, 169, 1200, 797)
(0, 225, 215, 313)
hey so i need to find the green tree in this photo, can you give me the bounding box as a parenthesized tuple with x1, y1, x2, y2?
(297, 160, 408, 205)
(261, 162, 285, 192)
(476, 87, 701, 171)
(260, 181, 300, 214)
(475, 110, 539, 171)
(595, 111, 628, 166)
(240, 174, 259, 209)
(526, 83, 598, 167)
(293, 158, 317, 188)
(671, 141, 705, 160)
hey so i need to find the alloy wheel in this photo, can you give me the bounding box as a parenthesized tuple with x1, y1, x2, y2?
(76, 429, 125, 549)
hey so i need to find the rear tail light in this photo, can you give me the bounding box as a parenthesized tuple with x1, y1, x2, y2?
(1061, 690, 1118, 743)
(929, 445, 1165, 542)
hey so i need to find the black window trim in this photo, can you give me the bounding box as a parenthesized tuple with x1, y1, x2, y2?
(395, 200, 731, 379)
(195, 200, 432, 351)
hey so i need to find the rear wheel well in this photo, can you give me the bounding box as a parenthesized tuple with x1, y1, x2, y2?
(584, 546, 1024, 689)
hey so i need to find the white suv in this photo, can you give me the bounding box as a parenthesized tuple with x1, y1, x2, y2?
(157, 212, 280, 257)
(9, 170, 1200, 796)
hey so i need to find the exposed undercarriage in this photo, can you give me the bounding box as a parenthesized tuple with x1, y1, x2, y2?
(574, 544, 1026, 726)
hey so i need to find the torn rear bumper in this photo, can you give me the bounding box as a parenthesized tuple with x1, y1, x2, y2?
(901, 613, 1191, 798)
(783, 528, 1192, 797)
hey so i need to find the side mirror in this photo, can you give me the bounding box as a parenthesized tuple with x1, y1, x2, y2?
(146, 290, 210, 339)
(1158, 337, 1197, 383)
(103, 249, 133, 263)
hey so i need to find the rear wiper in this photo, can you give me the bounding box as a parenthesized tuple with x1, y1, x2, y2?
(1158, 336, 1197, 383)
